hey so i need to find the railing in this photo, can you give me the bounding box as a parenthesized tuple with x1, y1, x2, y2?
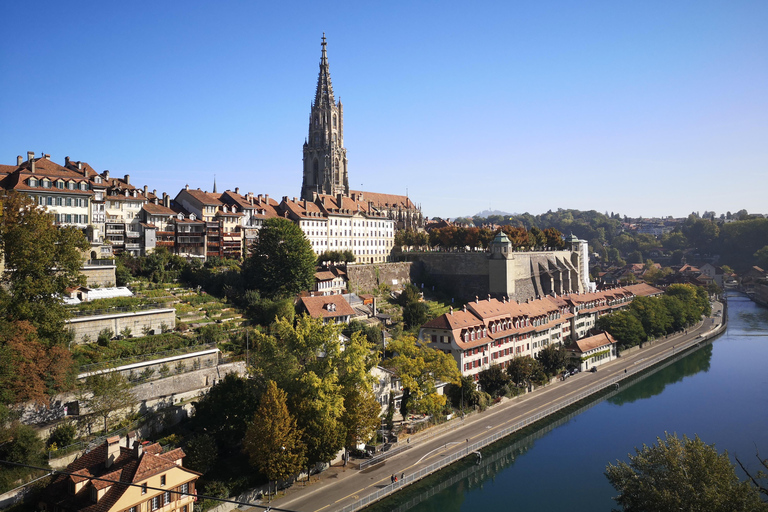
(84, 259, 116, 266)
(78, 343, 217, 374)
(340, 316, 727, 512)
(68, 302, 168, 318)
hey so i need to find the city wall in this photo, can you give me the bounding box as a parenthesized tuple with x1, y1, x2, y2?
(346, 262, 414, 293)
(80, 263, 117, 287)
(66, 308, 176, 344)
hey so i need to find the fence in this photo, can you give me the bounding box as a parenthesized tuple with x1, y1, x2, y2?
(78, 343, 217, 375)
(68, 302, 169, 318)
(340, 314, 727, 512)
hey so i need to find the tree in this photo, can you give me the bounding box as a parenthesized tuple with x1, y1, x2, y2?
(630, 296, 673, 338)
(754, 245, 768, 270)
(535, 344, 567, 376)
(0, 319, 76, 405)
(477, 364, 510, 398)
(445, 375, 481, 410)
(0, 190, 89, 346)
(596, 310, 646, 348)
(242, 218, 316, 299)
(506, 356, 545, 388)
(605, 433, 765, 512)
(82, 372, 136, 432)
(383, 335, 460, 416)
(398, 283, 429, 330)
(243, 381, 306, 487)
(191, 373, 262, 452)
(341, 387, 381, 450)
(184, 434, 218, 474)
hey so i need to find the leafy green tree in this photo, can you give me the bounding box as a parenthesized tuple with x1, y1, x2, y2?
(184, 433, 218, 474)
(341, 387, 381, 450)
(383, 335, 460, 416)
(242, 218, 316, 299)
(506, 356, 545, 388)
(47, 422, 77, 448)
(606, 433, 765, 512)
(0, 190, 89, 346)
(661, 231, 689, 251)
(192, 373, 262, 452)
(398, 283, 429, 330)
(596, 310, 646, 348)
(477, 364, 510, 398)
(630, 296, 673, 338)
(535, 344, 568, 376)
(243, 381, 306, 487)
(82, 372, 136, 432)
(445, 375, 481, 410)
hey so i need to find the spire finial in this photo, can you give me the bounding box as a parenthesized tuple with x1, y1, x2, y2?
(213, 174, 217, 193)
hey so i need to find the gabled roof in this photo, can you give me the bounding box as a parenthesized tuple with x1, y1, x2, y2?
(349, 189, 416, 210)
(179, 188, 223, 206)
(142, 202, 176, 216)
(568, 332, 616, 353)
(299, 294, 355, 319)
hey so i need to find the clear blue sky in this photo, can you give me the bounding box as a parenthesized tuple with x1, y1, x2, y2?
(1, 1, 766, 219)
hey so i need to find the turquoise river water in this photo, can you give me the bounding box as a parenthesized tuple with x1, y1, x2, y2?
(367, 292, 768, 511)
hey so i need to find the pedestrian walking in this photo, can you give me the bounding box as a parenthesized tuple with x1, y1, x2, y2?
(401, 472, 405, 482)
(391, 474, 394, 484)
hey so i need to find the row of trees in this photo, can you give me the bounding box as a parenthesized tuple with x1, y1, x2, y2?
(396, 226, 566, 251)
(597, 284, 711, 349)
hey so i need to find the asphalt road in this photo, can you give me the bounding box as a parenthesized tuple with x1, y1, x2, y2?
(248, 301, 724, 512)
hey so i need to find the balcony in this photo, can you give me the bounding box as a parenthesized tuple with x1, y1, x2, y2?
(106, 228, 125, 234)
(126, 231, 140, 238)
(125, 243, 140, 250)
(156, 241, 175, 247)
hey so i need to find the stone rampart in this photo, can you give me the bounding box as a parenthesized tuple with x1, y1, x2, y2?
(66, 308, 176, 344)
(405, 252, 490, 302)
(347, 262, 414, 293)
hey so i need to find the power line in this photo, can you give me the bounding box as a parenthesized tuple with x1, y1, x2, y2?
(0, 459, 288, 511)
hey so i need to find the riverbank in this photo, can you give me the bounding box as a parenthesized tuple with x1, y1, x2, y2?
(243, 300, 726, 512)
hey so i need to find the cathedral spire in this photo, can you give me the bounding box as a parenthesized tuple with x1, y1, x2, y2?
(314, 33, 335, 108)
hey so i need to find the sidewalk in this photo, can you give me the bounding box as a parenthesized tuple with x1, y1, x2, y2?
(245, 301, 725, 512)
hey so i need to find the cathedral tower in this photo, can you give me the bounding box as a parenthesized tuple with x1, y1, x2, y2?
(301, 34, 349, 200)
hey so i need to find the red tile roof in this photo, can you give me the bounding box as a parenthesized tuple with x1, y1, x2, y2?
(299, 294, 356, 319)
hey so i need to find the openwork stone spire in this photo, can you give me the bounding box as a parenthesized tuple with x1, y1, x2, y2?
(302, 34, 349, 200)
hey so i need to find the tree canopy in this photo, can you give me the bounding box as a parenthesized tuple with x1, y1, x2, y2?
(606, 433, 765, 512)
(383, 335, 460, 415)
(0, 190, 89, 346)
(242, 218, 316, 299)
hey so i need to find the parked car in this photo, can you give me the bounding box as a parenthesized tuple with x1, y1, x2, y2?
(561, 371, 570, 380)
(590, 366, 598, 373)
(570, 368, 579, 375)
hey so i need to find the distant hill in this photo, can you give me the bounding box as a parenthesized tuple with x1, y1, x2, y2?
(471, 209, 515, 218)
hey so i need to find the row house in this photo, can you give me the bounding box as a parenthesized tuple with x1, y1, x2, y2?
(419, 283, 662, 382)
(40, 434, 199, 512)
(281, 192, 396, 263)
(175, 186, 245, 260)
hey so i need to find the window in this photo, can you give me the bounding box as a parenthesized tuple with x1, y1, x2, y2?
(151, 496, 160, 510)
(128, 507, 137, 512)
(142, 483, 148, 495)
(180, 483, 189, 496)
(160, 475, 166, 486)
(163, 491, 171, 505)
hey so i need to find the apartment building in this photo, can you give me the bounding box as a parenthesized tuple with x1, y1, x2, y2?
(419, 284, 662, 381)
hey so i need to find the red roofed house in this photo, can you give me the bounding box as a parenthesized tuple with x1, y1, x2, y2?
(40, 434, 199, 512)
(565, 331, 618, 371)
(298, 294, 355, 324)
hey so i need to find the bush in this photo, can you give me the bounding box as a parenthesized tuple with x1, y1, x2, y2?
(97, 328, 114, 346)
(47, 422, 77, 448)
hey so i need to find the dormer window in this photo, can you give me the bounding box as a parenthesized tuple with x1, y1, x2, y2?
(57, 180, 64, 189)
(95, 176, 102, 184)
(177, 213, 184, 220)
(68, 181, 75, 190)
(43, 179, 51, 188)
(90, 485, 98, 503)
(190, 214, 196, 220)
(28, 178, 37, 187)
(80, 182, 88, 190)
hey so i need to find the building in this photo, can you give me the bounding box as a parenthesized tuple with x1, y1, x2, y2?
(566, 331, 618, 371)
(419, 284, 662, 381)
(40, 434, 199, 512)
(299, 36, 423, 232)
(298, 294, 355, 324)
(314, 266, 347, 295)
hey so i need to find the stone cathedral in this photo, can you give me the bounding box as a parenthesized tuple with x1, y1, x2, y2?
(301, 34, 349, 201)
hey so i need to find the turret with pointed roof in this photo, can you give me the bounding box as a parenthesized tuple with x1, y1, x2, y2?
(302, 34, 349, 201)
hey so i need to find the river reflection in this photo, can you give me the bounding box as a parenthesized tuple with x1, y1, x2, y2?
(368, 294, 768, 512)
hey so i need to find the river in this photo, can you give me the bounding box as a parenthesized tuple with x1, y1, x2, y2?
(367, 292, 768, 511)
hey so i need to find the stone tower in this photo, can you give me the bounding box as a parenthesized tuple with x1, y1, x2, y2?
(301, 34, 349, 201)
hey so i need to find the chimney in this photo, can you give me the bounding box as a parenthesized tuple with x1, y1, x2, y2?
(312, 191, 318, 201)
(124, 174, 130, 184)
(78, 162, 83, 171)
(126, 431, 137, 449)
(264, 194, 269, 202)
(303, 199, 308, 209)
(27, 152, 35, 173)
(65, 156, 70, 166)
(16, 155, 22, 165)
(154, 197, 159, 204)
(235, 187, 239, 195)
(153, 189, 157, 196)
(163, 192, 170, 208)
(449, 306, 453, 315)
(144, 185, 148, 197)
(475, 296, 479, 304)
(337, 192, 343, 205)
(104, 170, 110, 180)
(44, 154, 51, 160)
(105, 436, 120, 468)
(133, 440, 144, 459)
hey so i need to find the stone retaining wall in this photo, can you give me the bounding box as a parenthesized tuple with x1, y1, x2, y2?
(66, 308, 176, 344)
(347, 262, 414, 293)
